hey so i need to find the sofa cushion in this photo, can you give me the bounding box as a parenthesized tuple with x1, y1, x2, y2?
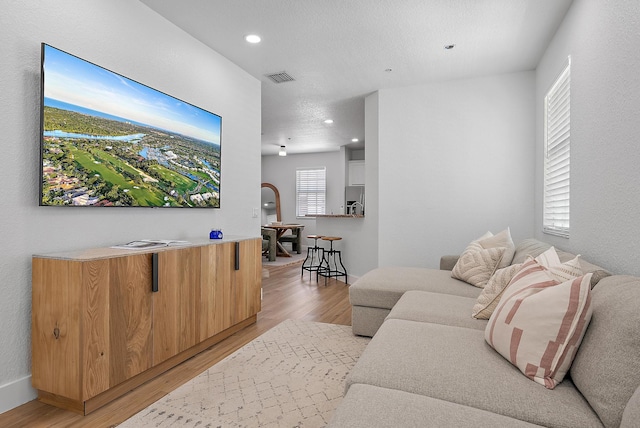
(472, 263, 523, 319)
(347, 319, 603, 428)
(513, 239, 580, 267)
(329, 383, 545, 428)
(485, 255, 593, 389)
(350, 267, 481, 310)
(440, 254, 460, 271)
(588, 269, 613, 288)
(620, 385, 640, 428)
(351, 305, 390, 337)
(387, 290, 487, 330)
(570, 275, 640, 428)
(512, 238, 553, 264)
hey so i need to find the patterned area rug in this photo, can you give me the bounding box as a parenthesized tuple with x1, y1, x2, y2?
(119, 320, 369, 427)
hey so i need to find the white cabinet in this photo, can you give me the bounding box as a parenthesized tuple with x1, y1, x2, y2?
(348, 160, 365, 186)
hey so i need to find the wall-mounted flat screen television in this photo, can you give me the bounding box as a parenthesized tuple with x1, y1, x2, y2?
(40, 43, 221, 207)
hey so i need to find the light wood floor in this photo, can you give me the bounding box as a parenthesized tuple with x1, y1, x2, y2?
(1, 262, 351, 428)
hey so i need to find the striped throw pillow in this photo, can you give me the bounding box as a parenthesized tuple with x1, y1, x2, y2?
(485, 257, 593, 389)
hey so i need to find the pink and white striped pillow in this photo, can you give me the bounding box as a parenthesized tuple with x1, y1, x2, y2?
(485, 257, 593, 389)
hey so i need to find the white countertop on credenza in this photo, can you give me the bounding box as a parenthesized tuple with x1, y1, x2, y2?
(32, 235, 259, 260)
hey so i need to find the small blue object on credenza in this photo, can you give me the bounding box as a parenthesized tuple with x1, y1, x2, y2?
(209, 229, 223, 239)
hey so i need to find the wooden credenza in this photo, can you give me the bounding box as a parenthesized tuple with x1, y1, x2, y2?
(31, 236, 261, 415)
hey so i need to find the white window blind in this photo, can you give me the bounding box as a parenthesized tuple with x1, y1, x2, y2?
(543, 58, 571, 238)
(296, 167, 326, 217)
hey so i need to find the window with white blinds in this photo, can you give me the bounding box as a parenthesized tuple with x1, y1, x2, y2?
(296, 167, 326, 217)
(543, 58, 571, 238)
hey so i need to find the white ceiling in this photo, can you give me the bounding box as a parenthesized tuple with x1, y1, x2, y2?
(140, 0, 573, 156)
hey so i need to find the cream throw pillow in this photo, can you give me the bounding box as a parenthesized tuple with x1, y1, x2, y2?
(452, 230, 516, 288)
(485, 257, 593, 389)
(472, 263, 523, 319)
(534, 246, 583, 282)
(478, 228, 516, 269)
(452, 232, 505, 288)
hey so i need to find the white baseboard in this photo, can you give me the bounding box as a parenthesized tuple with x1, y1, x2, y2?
(0, 375, 37, 415)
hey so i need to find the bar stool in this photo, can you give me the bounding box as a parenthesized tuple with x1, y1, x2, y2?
(317, 236, 348, 285)
(301, 235, 324, 280)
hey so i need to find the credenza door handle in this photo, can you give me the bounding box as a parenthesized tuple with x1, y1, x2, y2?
(152, 252, 159, 292)
(234, 241, 240, 271)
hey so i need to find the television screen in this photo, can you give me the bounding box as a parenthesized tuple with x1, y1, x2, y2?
(40, 43, 221, 207)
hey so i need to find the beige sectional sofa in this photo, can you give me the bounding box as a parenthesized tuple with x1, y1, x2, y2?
(328, 239, 640, 428)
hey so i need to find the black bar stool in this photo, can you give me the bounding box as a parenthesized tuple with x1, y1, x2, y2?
(301, 235, 324, 280)
(317, 236, 348, 285)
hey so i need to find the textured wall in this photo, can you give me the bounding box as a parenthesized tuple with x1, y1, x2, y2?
(0, 0, 261, 412)
(377, 72, 537, 269)
(535, 0, 640, 275)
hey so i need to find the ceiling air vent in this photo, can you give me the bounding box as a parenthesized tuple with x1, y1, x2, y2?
(265, 71, 295, 84)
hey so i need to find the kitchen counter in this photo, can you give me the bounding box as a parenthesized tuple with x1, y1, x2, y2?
(309, 214, 364, 218)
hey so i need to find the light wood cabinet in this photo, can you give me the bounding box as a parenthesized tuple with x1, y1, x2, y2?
(107, 253, 154, 389)
(31, 237, 261, 415)
(199, 239, 261, 339)
(233, 238, 262, 324)
(153, 246, 202, 364)
(201, 242, 234, 337)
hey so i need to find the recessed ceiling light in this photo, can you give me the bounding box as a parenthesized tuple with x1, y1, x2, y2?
(444, 44, 455, 50)
(324, 119, 334, 124)
(245, 34, 261, 44)
(352, 138, 359, 142)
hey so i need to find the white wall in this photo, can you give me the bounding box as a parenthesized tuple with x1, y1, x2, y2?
(297, 73, 536, 278)
(365, 93, 381, 273)
(261, 151, 346, 237)
(0, 0, 261, 413)
(312, 94, 381, 280)
(377, 72, 536, 268)
(535, 0, 640, 276)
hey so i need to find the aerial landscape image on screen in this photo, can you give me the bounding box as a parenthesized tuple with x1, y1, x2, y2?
(41, 44, 221, 207)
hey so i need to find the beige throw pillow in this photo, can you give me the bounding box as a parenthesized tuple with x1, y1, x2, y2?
(534, 246, 583, 281)
(485, 257, 593, 389)
(472, 263, 523, 319)
(478, 227, 516, 269)
(452, 231, 509, 288)
(452, 232, 505, 288)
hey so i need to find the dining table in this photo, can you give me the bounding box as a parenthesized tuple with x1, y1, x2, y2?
(262, 224, 303, 257)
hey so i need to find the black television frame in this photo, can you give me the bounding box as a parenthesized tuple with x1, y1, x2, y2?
(39, 43, 222, 208)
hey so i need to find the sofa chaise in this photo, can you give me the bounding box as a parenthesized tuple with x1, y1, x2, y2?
(328, 238, 640, 428)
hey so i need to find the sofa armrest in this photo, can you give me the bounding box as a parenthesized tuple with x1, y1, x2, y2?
(440, 255, 460, 271)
